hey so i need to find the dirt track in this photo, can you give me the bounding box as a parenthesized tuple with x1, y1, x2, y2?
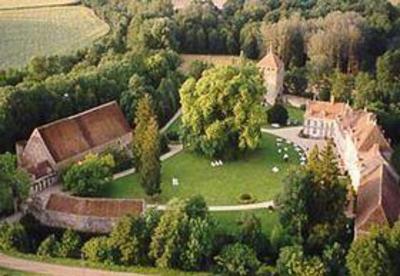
(0, 253, 144, 276)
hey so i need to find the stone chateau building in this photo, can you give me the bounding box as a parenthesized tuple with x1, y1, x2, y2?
(303, 99, 400, 236)
(17, 101, 132, 193)
(258, 46, 285, 105)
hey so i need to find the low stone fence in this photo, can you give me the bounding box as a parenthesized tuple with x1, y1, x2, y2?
(29, 194, 145, 233)
(282, 94, 309, 108)
(30, 173, 58, 195)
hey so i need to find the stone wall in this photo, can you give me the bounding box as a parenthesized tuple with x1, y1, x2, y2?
(29, 193, 145, 234)
(282, 95, 308, 108)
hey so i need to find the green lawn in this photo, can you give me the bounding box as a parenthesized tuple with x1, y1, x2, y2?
(212, 210, 279, 237)
(286, 105, 305, 124)
(0, 267, 36, 276)
(100, 133, 303, 205)
(166, 117, 182, 134)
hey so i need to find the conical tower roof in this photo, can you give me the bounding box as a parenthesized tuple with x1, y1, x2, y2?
(258, 45, 284, 69)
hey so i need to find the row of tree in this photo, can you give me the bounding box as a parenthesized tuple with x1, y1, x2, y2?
(0, 196, 272, 274)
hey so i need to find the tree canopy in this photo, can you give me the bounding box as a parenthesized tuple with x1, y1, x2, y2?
(180, 62, 265, 160)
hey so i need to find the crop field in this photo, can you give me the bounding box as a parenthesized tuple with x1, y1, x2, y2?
(0, 6, 109, 69)
(173, 0, 226, 9)
(0, 0, 80, 10)
(180, 54, 241, 73)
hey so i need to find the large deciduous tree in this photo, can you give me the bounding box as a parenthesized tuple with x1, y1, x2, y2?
(133, 95, 161, 196)
(261, 13, 307, 68)
(180, 63, 265, 160)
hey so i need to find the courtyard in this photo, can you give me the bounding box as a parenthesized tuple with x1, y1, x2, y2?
(99, 133, 304, 205)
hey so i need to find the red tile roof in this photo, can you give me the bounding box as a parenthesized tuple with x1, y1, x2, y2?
(258, 51, 284, 70)
(37, 101, 131, 162)
(305, 101, 347, 120)
(46, 193, 144, 218)
(356, 163, 400, 234)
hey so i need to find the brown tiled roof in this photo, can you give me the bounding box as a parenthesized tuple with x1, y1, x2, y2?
(37, 101, 131, 162)
(305, 101, 347, 120)
(46, 194, 144, 218)
(258, 51, 284, 69)
(356, 163, 400, 233)
(352, 118, 392, 153)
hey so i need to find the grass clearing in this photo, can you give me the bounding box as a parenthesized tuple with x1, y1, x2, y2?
(173, 0, 226, 9)
(100, 133, 303, 205)
(213, 210, 279, 237)
(0, 6, 109, 69)
(0, 267, 37, 276)
(180, 54, 241, 73)
(0, 0, 80, 10)
(286, 105, 305, 124)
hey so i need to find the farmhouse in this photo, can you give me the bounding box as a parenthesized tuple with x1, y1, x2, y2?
(258, 46, 284, 105)
(17, 101, 132, 191)
(303, 99, 400, 236)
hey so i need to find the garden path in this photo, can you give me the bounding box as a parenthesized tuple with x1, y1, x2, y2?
(261, 126, 326, 151)
(0, 253, 143, 276)
(148, 200, 274, 211)
(160, 108, 182, 134)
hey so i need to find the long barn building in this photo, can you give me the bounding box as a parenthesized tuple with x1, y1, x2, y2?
(16, 101, 132, 192)
(303, 99, 400, 236)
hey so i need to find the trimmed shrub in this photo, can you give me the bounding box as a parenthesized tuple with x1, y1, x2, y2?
(0, 223, 29, 252)
(63, 153, 115, 197)
(215, 243, 261, 275)
(58, 229, 81, 258)
(82, 236, 119, 264)
(238, 193, 256, 204)
(267, 104, 289, 126)
(103, 147, 134, 174)
(37, 235, 59, 258)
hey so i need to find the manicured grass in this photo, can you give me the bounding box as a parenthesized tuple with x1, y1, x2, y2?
(0, 267, 36, 276)
(212, 210, 279, 237)
(100, 133, 303, 205)
(286, 105, 305, 124)
(1, 251, 208, 276)
(0, 6, 109, 69)
(166, 117, 182, 134)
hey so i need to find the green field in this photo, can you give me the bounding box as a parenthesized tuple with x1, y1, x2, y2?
(212, 210, 279, 236)
(0, 267, 36, 276)
(173, 0, 226, 9)
(0, 0, 79, 10)
(100, 133, 303, 205)
(179, 54, 241, 73)
(0, 6, 109, 69)
(286, 105, 305, 124)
